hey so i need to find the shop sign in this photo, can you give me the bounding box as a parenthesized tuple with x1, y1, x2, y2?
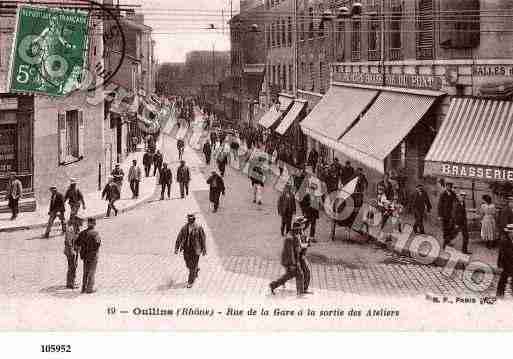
(332, 71, 443, 91)
(473, 65, 513, 77)
(440, 163, 513, 182)
(0, 127, 16, 174)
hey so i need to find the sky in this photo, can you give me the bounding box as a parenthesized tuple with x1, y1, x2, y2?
(121, 0, 239, 63)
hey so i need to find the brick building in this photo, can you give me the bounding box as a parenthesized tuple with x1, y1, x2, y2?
(299, 0, 513, 212)
(227, 3, 266, 126)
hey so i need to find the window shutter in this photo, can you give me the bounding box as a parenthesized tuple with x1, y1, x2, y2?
(58, 112, 66, 164)
(440, 0, 480, 49)
(78, 110, 85, 158)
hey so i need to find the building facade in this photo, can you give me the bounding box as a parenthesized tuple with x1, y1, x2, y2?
(299, 0, 513, 212)
(0, 1, 109, 206)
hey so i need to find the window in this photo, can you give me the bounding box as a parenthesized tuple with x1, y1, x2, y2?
(58, 110, 84, 163)
(319, 61, 324, 93)
(299, 12, 305, 41)
(416, 0, 434, 60)
(277, 20, 281, 47)
(265, 24, 270, 48)
(351, 19, 361, 61)
(308, 7, 314, 39)
(389, 3, 402, 60)
(318, 4, 324, 37)
(288, 64, 293, 91)
(287, 17, 292, 45)
(336, 22, 345, 61)
(272, 65, 276, 85)
(309, 62, 314, 91)
(368, 15, 380, 60)
(282, 18, 286, 46)
(281, 64, 286, 89)
(265, 0, 269, 10)
(440, 0, 480, 49)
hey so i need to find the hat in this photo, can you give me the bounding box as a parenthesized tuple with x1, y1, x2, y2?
(505, 224, 513, 232)
(50, 186, 57, 190)
(187, 213, 196, 219)
(459, 191, 467, 196)
(115, 163, 121, 166)
(70, 178, 77, 184)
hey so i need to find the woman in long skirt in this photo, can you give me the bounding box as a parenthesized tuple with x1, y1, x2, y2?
(480, 194, 496, 248)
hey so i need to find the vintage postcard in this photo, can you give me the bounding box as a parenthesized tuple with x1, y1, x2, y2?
(1, 0, 513, 338)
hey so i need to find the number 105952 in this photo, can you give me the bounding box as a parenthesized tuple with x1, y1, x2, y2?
(41, 345, 71, 353)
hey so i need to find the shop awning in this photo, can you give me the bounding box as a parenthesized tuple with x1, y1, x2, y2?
(425, 98, 513, 181)
(258, 106, 281, 129)
(300, 85, 378, 142)
(275, 100, 306, 135)
(339, 91, 441, 173)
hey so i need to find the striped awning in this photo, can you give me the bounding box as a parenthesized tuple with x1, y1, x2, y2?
(275, 100, 306, 135)
(258, 106, 281, 129)
(339, 91, 441, 173)
(425, 98, 513, 181)
(300, 85, 378, 142)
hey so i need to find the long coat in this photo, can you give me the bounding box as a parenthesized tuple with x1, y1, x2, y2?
(207, 174, 225, 202)
(452, 200, 468, 226)
(300, 192, 320, 220)
(281, 235, 300, 267)
(175, 223, 206, 256)
(438, 190, 457, 219)
(76, 228, 101, 260)
(278, 192, 296, 217)
(176, 165, 191, 183)
(411, 190, 432, 214)
(497, 207, 513, 239)
(49, 192, 65, 212)
(498, 238, 513, 273)
(159, 167, 173, 184)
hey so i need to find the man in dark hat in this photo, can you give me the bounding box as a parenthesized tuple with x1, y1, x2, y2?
(43, 186, 66, 238)
(76, 217, 101, 294)
(175, 214, 207, 288)
(438, 182, 457, 249)
(176, 160, 191, 198)
(497, 224, 513, 298)
(411, 184, 432, 235)
(159, 162, 173, 200)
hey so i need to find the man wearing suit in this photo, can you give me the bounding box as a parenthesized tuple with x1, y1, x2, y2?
(76, 217, 102, 294)
(43, 186, 66, 238)
(176, 160, 191, 198)
(175, 214, 207, 288)
(497, 224, 513, 298)
(438, 182, 457, 249)
(6, 172, 22, 220)
(128, 159, 142, 198)
(411, 184, 432, 235)
(269, 218, 305, 297)
(159, 163, 173, 200)
(449, 192, 471, 254)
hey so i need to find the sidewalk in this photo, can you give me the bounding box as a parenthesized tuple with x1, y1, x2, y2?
(0, 142, 161, 233)
(189, 109, 501, 273)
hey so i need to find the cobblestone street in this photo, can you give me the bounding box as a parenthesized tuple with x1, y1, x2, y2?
(1, 120, 508, 303)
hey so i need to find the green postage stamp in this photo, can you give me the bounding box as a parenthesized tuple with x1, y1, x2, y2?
(8, 5, 90, 97)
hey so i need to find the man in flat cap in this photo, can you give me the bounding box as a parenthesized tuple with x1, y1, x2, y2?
(76, 217, 101, 294)
(43, 186, 66, 238)
(497, 224, 513, 298)
(175, 214, 207, 288)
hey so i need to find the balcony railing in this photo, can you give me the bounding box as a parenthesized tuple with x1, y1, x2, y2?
(368, 49, 380, 61)
(389, 48, 403, 61)
(351, 50, 361, 62)
(416, 46, 433, 60)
